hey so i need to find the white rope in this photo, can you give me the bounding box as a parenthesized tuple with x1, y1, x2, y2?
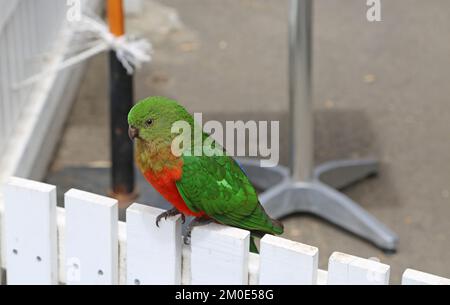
(14, 13, 152, 89)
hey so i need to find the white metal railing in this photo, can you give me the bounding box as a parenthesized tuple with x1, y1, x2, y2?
(1, 176, 450, 285)
(0, 0, 67, 155)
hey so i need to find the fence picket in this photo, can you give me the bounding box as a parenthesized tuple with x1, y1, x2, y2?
(3, 177, 57, 284)
(181, 244, 191, 285)
(126, 204, 182, 285)
(327, 252, 390, 285)
(190, 223, 250, 284)
(56, 206, 66, 283)
(248, 253, 259, 285)
(64, 189, 118, 284)
(118, 221, 127, 285)
(402, 268, 450, 285)
(259, 234, 318, 284)
(317, 270, 328, 285)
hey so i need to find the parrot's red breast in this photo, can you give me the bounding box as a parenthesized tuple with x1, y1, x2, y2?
(143, 166, 204, 217)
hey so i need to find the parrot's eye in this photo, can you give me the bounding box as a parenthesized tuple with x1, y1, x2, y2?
(145, 119, 153, 126)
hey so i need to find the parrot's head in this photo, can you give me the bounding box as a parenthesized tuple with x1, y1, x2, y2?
(127, 96, 193, 144)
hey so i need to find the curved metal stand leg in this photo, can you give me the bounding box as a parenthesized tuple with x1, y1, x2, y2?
(314, 159, 378, 190)
(237, 158, 290, 190)
(238, 159, 398, 251)
(259, 181, 398, 251)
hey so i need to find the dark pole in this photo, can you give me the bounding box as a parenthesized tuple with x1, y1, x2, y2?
(107, 0, 137, 204)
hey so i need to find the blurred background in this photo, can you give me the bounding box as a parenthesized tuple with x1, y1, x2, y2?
(0, 0, 449, 283)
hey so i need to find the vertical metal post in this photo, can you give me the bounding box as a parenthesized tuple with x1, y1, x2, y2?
(289, 0, 313, 181)
(107, 0, 136, 202)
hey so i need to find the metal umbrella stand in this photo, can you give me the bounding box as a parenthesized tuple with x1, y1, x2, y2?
(240, 0, 398, 251)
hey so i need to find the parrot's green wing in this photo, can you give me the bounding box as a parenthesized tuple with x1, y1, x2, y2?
(175, 153, 283, 235)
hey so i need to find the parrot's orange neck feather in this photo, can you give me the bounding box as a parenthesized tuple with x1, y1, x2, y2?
(135, 138, 179, 173)
(135, 138, 204, 217)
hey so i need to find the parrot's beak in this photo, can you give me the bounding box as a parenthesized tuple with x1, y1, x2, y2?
(128, 126, 139, 140)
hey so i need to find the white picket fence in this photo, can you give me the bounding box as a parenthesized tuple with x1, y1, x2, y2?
(1, 177, 450, 285)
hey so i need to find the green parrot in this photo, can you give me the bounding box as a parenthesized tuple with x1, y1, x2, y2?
(127, 96, 283, 252)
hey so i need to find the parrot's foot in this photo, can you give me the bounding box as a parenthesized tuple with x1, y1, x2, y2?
(156, 208, 185, 227)
(183, 217, 214, 245)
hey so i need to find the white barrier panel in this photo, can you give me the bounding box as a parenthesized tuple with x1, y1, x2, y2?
(126, 204, 182, 284)
(65, 189, 118, 284)
(190, 223, 250, 284)
(3, 177, 57, 284)
(259, 235, 318, 285)
(402, 269, 450, 285)
(327, 252, 390, 285)
(0, 0, 66, 156)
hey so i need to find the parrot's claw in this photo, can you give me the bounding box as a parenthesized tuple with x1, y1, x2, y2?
(183, 235, 191, 245)
(183, 217, 214, 245)
(155, 208, 183, 227)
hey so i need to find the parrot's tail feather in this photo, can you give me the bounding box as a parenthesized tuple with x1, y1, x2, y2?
(250, 235, 259, 254)
(270, 218, 284, 235)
